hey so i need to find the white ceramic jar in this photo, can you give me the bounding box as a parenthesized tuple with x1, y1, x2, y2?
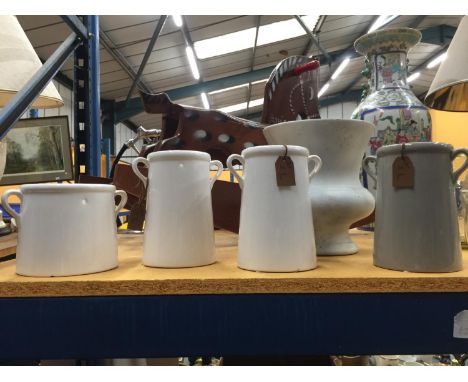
(363, 142, 468, 272)
(132, 150, 223, 268)
(227, 145, 322, 272)
(1, 184, 127, 276)
(263, 119, 375, 255)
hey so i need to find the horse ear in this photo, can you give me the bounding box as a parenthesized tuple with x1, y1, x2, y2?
(140, 91, 174, 113)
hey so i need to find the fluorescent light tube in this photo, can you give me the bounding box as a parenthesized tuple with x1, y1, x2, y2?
(407, 72, 420, 83)
(209, 79, 269, 95)
(251, 78, 269, 85)
(318, 83, 330, 98)
(368, 15, 398, 33)
(186, 46, 200, 80)
(426, 52, 447, 69)
(172, 15, 183, 27)
(201, 92, 210, 109)
(209, 83, 248, 95)
(218, 98, 263, 113)
(331, 57, 350, 80)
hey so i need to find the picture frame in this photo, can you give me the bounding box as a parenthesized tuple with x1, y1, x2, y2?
(0, 115, 73, 185)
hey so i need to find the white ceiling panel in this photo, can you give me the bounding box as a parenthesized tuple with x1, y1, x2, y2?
(18, 15, 62, 30)
(117, 32, 185, 57)
(125, 45, 184, 68)
(101, 70, 131, 85)
(104, 17, 164, 46)
(24, 23, 72, 48)
(100, 15, 159, 32)
(142, 57, 187, 76)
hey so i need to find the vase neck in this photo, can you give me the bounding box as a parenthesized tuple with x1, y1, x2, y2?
(370, 51, 409, 91)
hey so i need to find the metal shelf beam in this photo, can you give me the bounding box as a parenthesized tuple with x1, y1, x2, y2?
(0, 292, 467, 359)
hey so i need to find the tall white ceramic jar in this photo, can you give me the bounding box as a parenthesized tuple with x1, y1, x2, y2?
(227, 145, 322, 272)
(363, 142, 468, 272)
(1, 184, 127, 276)
(263, 119, 375, 255)
(132, 150, 223, 268)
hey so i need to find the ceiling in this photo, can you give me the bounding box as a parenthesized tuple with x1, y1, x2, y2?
(17, 15, 464, 131)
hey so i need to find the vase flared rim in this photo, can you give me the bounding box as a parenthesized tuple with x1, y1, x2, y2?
(263, 118, 374, 134)
(242, 144, 309, 159)
(354, 27, 421, 56)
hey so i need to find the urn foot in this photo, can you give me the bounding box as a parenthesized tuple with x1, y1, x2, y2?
(315, 230, 358, 256)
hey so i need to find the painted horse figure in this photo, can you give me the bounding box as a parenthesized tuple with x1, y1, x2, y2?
(138, 56, 321, 165)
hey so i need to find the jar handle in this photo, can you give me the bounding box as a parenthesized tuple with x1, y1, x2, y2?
(362, 155, 377, 183)
(209, 160, 224, 190)
(226, 154, 245, 189)
(1, 189, 22, 223)
(114, 190, 128, 216)
(308, 155, 322, 181)
(131, 157, 150, 187)
(452, 148, 468, 182)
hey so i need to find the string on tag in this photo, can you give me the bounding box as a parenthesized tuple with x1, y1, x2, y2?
(275, 145, 296, 187)
(393, 143, 414, 189)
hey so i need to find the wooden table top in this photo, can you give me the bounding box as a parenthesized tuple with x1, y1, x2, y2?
(0, 230, 467, 297)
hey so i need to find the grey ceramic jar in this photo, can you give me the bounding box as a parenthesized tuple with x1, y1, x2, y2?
(363, 142, 468, 272)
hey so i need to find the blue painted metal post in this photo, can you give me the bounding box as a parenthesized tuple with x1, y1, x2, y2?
(88, 15, 101, 176)
(101, 138, 111, 178)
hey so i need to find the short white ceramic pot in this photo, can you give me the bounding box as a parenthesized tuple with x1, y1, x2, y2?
(1, 184, 127, 277)
(227, 145, 322, 272)
(363, 142, 467, 272)
(263, 119, 375, 255)
(132, 150, 223, 268)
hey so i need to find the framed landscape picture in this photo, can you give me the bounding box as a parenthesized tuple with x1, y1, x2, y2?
(0, 116, 73, 185)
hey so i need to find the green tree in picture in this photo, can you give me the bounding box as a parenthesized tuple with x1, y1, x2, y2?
(3, 138, 33, 174)
(36, 125, 64, 171)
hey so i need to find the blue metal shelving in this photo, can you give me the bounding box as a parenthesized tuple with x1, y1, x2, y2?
(0, 292, 467, 359)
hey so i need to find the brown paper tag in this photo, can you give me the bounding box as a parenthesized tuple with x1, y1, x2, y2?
(275, 155, 296, 187)
(392, 156, 414, 189)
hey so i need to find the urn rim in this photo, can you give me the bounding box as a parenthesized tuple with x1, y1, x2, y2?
(354, 27, 421, 56)
(242, 144, 309, 158)
(263, 118, 375, 135)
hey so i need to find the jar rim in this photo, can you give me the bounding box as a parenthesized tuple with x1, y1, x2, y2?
(20, 184, 116, 194)
(376, 142, 454, 157)
(146, 150, 211, 162)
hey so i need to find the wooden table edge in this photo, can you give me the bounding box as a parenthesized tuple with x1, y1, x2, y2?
(1, 277, 468, 298)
